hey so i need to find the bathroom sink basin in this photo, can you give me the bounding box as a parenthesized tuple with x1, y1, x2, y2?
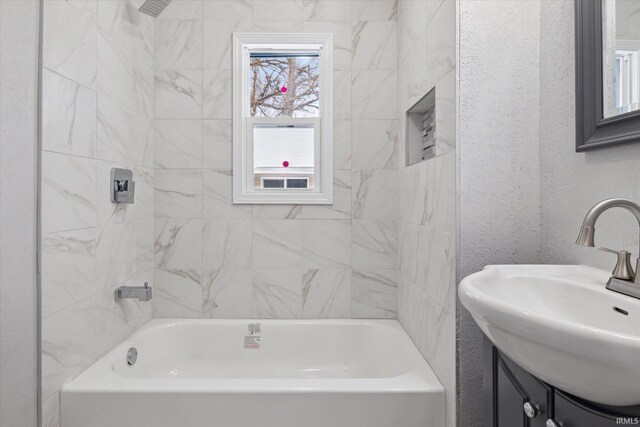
(459, 264, 640, 406)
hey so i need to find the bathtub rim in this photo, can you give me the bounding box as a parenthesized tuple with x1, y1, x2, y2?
(62, 319, 445, 395)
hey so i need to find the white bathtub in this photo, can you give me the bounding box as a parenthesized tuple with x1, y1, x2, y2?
(61, 319, 444, 427)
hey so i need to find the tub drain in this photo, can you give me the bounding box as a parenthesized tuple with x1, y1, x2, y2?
(127, 347, 138, 365)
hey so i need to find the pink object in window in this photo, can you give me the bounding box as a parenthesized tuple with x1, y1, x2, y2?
(282, 161, 289, 168)
(280, 86, 288, 93)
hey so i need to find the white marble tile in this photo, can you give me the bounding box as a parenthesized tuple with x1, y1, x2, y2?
(252, 205, 302, 219)
(97, 0, 154, 66)
(427, 0, 455, 84)
(203, 120, 233, 169)
(203, 0, 253, 21)
(97, 30, 153, 117)
(351, 269, 397, 318)
(421, 294, 455, 383)
(155, 20, 203, 69)
(302, 170, 352, 219)
(252, 0, 304, 21)
(203, 69, 232, 119)
(43, 392, 60, 427)
(158, 0, 204, 20)
(397, 220, 419, 283)
(43, 0, 97, 90)
(42, 68, 96, 158)
(352, 70, 397, 120)
(408, 152, 455, 232)
(203, 219, 253, 269)
(397, 109, 407, 170)
(154, 70, 203, 119)
(154, 268, 203, 318)
(41, 151, 96, 234)
(154, 169, 202, 219)
(303, 0, 352, 21)
(94, 273, 153, 354)
(252, 20, 303, 32)
(426, 0, 446, 25)
(97, 95, 153, 167)
(203, 169, 253, 219)
(333, 120, 352, 169)
(334, 71, 352, 120)
(398, 166, 417, 223)
(132, 167, 155, 222)
(202, 269, 252, 318)
(252, 219, 303, 268)
(41, 229, 97, 318)
(96, 223, 135, 291)
(398, 0, 428, 64)
(397, 280, 428, 349)
(252, 269, 303, 318)
(352, 219, 397, 269)
(435, 67, 456, 154)
(352, 120, 398, 170)
(133, 218, 155, 274)
(416, 226, 455, 311)
(154, 120, 203, 169)
(302, 269, 351, 318)
(351, 0, 397, 21)
(401, 28, 429, 111)
(301, 220, 352, 268)
(352, 21, 397, 70)
(304, 21, 352, 70)
(42, 297, 96, 400)
(203, 20, 252, 70)
(95, 160, 131, 226)
(352, 170, 398, 219)
(154, 219, 203, 270)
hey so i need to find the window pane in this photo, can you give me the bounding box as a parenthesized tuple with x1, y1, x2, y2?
(253, 125, 315, 190)
(286, 178, 309, 188)
(249, 55, 320, 118)
(263, 179, 285, 188)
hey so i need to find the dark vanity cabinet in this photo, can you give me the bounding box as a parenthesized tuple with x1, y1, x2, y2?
(484, 338, 640, 426)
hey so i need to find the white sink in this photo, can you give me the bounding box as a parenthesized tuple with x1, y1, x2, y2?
(459, 264, 640, 406)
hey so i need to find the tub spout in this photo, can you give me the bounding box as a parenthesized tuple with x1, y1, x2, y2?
(115, 283, 152, 302)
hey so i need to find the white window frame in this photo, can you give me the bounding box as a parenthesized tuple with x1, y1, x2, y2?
(232, 33, 333, 204)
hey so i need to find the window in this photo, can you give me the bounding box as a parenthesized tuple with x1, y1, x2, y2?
(614, 49, 640, 115)
(232, 33, 333, 204)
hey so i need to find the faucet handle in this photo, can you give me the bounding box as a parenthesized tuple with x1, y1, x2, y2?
(598, 247, 635, 281)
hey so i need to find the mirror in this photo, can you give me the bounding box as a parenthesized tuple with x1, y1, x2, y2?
(602, 0, 640, 118)
(576, 0, 640, 151)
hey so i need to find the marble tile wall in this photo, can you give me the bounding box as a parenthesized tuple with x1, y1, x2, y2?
(152, 0, 400, 320)
(40, 1, 155, 425)
(396, 1, 457, 427)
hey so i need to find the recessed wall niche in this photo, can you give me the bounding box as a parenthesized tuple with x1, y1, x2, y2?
(405, 88, 436, 166)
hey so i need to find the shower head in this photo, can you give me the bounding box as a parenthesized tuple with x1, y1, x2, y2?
(138, 0, 173, 18)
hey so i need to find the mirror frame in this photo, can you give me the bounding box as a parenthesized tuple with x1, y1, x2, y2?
(576, 0, 640, 151)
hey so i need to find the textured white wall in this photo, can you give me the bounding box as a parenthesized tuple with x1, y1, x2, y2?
(0, 1, 40, 426)
(458, 1, 542, 425)
(540, 0, 640, 269)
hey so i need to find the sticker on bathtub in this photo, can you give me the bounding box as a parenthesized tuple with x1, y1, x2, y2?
(244, 335, 261, 349)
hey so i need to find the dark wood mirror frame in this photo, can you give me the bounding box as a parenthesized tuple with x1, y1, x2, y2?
(576, 0, 640, 151)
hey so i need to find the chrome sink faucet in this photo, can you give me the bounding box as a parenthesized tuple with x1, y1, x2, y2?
(576, 198, 640, 299)
(114, 282, 153, 302)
